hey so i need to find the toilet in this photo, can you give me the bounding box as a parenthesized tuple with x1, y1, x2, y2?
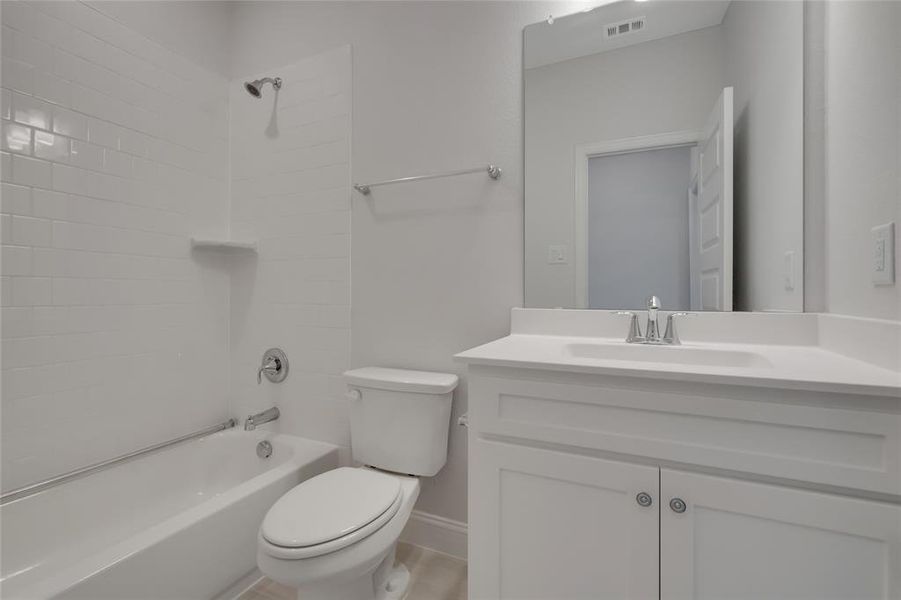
(257, 367, 459, 600)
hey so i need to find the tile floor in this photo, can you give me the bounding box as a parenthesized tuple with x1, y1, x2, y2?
(238, 542, 467, 600)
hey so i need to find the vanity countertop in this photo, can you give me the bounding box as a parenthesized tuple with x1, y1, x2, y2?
(455, 333, 901, 398)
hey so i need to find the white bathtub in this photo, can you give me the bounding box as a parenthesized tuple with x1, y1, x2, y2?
(0, 429, 339, 599)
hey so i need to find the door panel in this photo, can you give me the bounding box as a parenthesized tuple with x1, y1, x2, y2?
(661, 468, 901, 600)
(469, 440, 659, 600)
(694, 87, 733, 310)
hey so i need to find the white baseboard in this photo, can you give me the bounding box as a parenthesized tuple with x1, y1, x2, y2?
(400, 510, 468, 560)
(213, 568, 264, 600)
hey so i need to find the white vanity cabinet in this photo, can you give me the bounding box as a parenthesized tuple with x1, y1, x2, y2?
(465, 367, 901, 600)
(660, 469, 900, 600)
(469, 440, 660, 600)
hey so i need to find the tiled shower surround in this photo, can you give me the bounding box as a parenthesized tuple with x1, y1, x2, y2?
(228, 48, 352, 448)
(0, 1, 351, 492)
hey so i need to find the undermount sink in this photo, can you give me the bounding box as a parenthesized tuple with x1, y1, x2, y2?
(563, 342, 773, 369)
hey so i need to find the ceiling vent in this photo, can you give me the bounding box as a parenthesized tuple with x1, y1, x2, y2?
(605, 16, 646, 39)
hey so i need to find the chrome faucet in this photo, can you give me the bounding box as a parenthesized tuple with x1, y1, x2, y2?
(612, 311, 644, 343)
(244, 407, 280, 431)
(614, 296, 694, 345)
(662, 312, 693, 345)
(257, 348, 288, 384)
(644, 295, 662, 343)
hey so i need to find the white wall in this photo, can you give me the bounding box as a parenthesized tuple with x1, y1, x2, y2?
(85, 1, 233, 76)
(228, 47, 352, 453)
(0, 0, 230, 491)
(824, 0, 901, 321)
(723, 0, 804, 312)
(226, 0, 594, 525)
(524, 27, 725, 308)
(587, 147, 692, 310)
(804, 0, 827, 313)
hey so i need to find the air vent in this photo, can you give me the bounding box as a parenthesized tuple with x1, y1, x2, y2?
(604, 16, 647, 39)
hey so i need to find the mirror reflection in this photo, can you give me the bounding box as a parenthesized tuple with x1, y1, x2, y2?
(524, 0, 804, 311)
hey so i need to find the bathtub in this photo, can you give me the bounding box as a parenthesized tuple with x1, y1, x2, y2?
(0, 429, 339, 599)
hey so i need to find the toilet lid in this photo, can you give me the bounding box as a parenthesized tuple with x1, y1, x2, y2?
(261, 467, 402, 548)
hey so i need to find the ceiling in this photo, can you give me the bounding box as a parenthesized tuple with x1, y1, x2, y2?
(525, 0, 731, 69)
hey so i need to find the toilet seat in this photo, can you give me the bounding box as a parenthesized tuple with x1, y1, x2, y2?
(261, 468, 403, 559)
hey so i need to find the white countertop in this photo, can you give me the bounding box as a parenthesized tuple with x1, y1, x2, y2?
(455, 333, 901, 398)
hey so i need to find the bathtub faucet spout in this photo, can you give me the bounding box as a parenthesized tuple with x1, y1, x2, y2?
(244, 407, 280, 431)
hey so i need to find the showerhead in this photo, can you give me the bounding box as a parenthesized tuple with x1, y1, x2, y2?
(244, 76, 282, 99)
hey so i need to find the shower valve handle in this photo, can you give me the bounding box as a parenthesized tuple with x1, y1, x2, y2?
(257, 358, 279, 384)
(257, 348, 289, 384)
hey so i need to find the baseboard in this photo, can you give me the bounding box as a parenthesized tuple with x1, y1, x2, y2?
(213, 568, 264, 600)
(400, 509, 468, 559)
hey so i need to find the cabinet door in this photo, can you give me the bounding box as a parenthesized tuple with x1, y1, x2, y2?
(469, 440, 659, 600)
(661, 469, 901, 600)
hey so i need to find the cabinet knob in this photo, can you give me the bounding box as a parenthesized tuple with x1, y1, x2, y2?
(636, 492, 653, 507)
(669, 497, 687, 513)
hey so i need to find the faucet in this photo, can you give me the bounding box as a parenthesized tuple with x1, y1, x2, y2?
(257, 357, 279, 384)
(662, 312, 693, 345)
(644, 295, 662, 343)
(614, 296, 694, 345)
(612, 311, 644, 343)
(244, 407, 280, 431)
(257, 348, 288, 384)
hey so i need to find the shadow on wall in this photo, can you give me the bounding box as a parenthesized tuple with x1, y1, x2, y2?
(265, 89, 280, 138)
(732, 104, 749, 311)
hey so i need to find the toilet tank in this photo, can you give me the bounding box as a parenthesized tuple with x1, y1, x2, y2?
(344, 367, 458, 476)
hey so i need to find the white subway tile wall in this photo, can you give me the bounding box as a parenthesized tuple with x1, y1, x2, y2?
(228, 47, 352, 449)
(0, 1, 231, 491)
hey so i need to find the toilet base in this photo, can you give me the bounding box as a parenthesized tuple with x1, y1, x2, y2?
(294, 546, 410, 600)
(380, 563, 410, 600)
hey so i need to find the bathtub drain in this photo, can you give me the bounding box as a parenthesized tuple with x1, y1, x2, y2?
(256, 441, 273, 459)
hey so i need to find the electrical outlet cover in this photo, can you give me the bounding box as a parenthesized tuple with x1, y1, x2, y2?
(871, 222, 895, 285)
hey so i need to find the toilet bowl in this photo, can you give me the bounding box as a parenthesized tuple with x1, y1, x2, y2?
(257, 367, 458, 600)
(257, 467, 420, 600)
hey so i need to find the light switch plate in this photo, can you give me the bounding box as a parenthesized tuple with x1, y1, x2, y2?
(547, 245, 568, 264)
(783, 251, 795, 291)
(872, 222, 895, 285)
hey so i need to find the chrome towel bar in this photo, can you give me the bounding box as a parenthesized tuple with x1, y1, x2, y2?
(0, 418, 237, 505)
(353, 164, 501, 195)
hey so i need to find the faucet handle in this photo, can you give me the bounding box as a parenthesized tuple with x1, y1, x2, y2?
(612, 311, 644, 343)
(257, 359, 276, 384)
(257, 348, 289, 384)
(663, 312, 696, 345)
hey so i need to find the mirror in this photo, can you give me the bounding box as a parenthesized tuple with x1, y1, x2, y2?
(524, 0, 804, 311)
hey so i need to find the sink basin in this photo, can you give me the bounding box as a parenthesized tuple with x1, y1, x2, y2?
(563, 342, 773, 369)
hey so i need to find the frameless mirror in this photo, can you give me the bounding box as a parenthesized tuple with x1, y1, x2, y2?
(524, 0, 804, 311)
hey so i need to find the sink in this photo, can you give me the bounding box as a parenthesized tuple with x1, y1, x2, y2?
(563, 342, 773, 369)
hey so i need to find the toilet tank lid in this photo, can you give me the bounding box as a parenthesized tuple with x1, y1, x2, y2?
(344, 367, 459, 394)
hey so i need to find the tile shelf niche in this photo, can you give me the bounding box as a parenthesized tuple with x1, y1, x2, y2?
(190, 237, 259, 253)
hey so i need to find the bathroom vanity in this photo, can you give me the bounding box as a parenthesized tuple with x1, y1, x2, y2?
(458, 309, 901, 600)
